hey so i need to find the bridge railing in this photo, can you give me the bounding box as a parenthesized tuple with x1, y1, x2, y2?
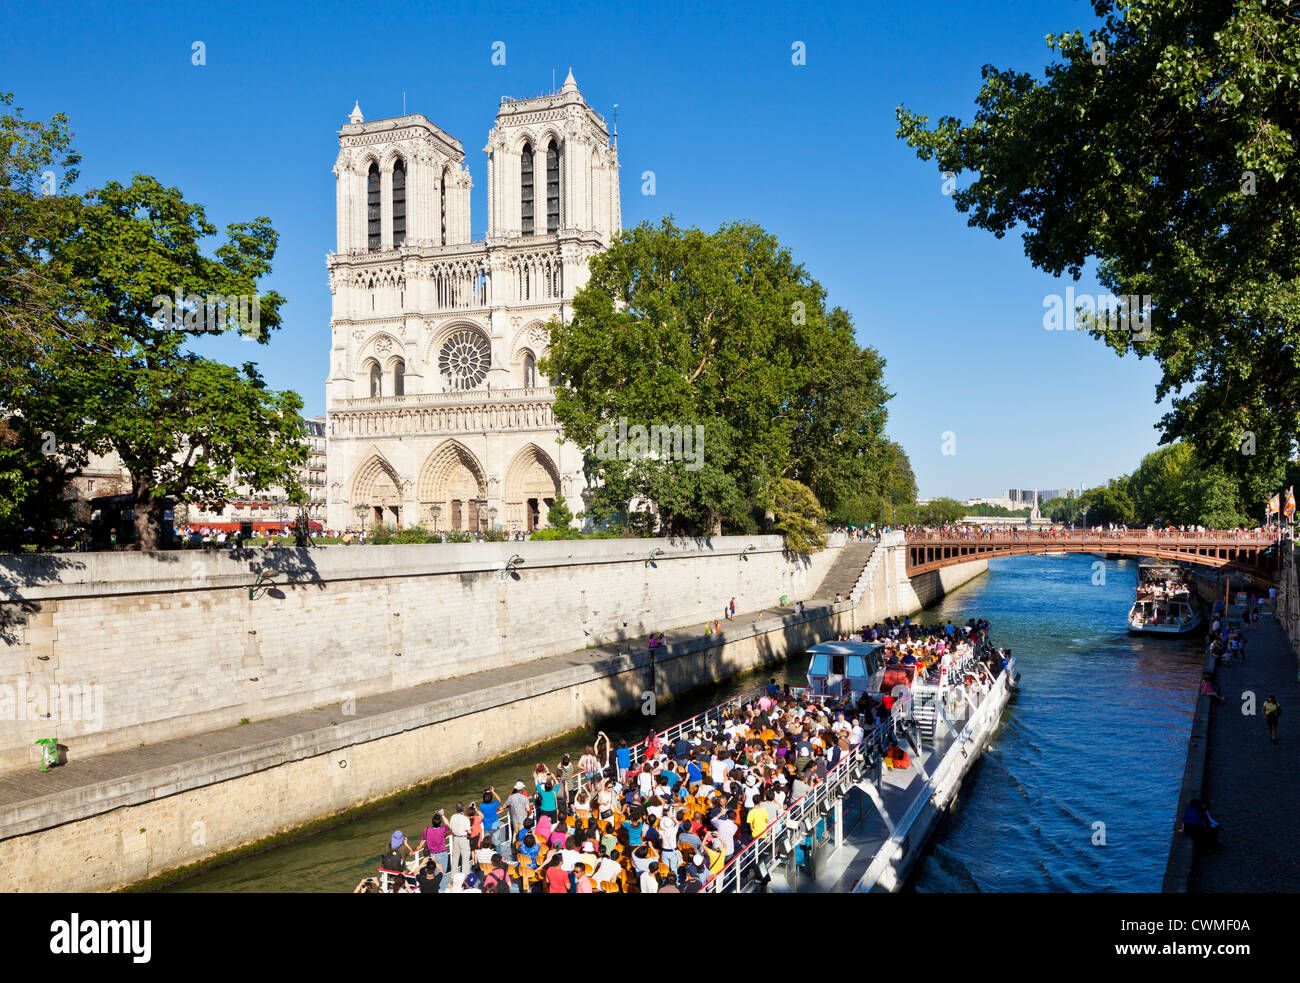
(904, 529, 1277, 545)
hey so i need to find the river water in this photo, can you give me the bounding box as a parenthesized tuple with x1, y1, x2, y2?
(160, 553, 1201, 893)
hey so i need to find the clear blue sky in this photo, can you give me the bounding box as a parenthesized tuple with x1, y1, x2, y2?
(4, 0, 1169, 500)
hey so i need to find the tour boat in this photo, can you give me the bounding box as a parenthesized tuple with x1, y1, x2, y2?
(364, 629, 1019, 895)
(1128, 559, 1202, 635)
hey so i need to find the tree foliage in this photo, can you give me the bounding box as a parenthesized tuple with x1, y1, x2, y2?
(1077, 483, 1138, 526)
(1, 97, 307, 549)
(897, 0, 1300, 511)
(48, 175, 303, 548)
(768, 478, 827, 554)
(900, 497, 967, 527)
(544, 218, 892, 538)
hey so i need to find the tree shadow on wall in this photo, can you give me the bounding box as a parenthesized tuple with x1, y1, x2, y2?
(0, 553, 88, 645)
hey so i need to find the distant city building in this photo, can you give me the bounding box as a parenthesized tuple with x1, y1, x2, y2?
(186, 416, 328, 529)
(963, 486, 1082, 512)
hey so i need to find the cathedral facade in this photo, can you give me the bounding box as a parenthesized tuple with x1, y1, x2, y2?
(325, 71, 620, 534)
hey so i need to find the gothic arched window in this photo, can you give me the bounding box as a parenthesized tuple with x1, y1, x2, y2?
(440, 166, 450, 245)
(520, 143, 535, 236)
(366, 163, 381, 250)
(393, 359, 405, 396)
(523, 353, 536, 389)
(392, 159, 406, 246)
(546, 139, 560, 234)
(368, 361, 382, 397)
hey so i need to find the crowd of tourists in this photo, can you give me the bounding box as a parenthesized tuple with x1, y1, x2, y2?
(355, 616, 999, 895)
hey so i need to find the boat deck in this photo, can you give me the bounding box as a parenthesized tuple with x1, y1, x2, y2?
(768, 684, 985, 893)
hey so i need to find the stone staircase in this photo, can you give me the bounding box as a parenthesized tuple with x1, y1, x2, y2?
(813, 541, 877, 602)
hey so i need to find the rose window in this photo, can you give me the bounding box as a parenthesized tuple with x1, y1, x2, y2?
(439, 330, 491, 390)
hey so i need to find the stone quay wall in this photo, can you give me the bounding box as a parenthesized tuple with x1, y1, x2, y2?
(0, 535, 843, 774)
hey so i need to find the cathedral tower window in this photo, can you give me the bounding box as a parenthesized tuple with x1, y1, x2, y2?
(524, 353, 536, 389)
(368, 361, 382, 397)
(521, 143, 535, 236)
(546, 140, 560, 233)
(393, 359, 405, 396)
(392, 159, 406, 246)
(367, 163, 381, 250)
(440, 166, 450, 245)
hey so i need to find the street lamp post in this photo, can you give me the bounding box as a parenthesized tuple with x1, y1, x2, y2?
(430, 503, 441, 533)
(353, 503, 368, 536)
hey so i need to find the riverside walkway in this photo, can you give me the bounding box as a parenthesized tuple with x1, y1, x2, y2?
(1190, 611, 1300, 892)
(0, 595, 838, 846)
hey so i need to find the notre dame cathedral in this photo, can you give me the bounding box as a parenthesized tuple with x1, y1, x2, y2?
(325, 70, 621, 533)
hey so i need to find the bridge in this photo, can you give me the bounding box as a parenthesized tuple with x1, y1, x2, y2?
(904, 529, 1280, 582)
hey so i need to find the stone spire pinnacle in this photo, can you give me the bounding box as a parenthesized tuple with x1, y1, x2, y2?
(349, 101, 364, 124)
(562, 68, 578, 93)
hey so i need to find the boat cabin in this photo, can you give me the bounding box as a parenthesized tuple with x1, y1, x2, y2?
(806, 641, 886, 699)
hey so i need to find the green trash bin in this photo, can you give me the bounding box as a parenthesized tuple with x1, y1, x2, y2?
(780, 594, 789, 607)
(35, 738, 59, 772)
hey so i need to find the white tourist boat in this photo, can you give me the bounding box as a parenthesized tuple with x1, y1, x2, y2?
(1128, 559, 1202, 635)
(365, 630, 1019, 895)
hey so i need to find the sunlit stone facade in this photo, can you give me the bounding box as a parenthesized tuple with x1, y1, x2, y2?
(325, 71, 620, 533)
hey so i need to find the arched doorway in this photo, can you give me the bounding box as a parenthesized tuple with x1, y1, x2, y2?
(418, 441, 487, 532)
(505, 443, 560, 532)
(351, 455, 404, 530)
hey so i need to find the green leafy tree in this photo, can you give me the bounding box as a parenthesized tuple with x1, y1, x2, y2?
(768, 478, 827, 554)
(1077, 484, 1137, 526)
(546, 494, 575, 533)
(543, 218, 893, 536)
(0, 93, 90, 529)
(0, 416, 75, 549)
(1043, 495, 1083, 525)
(47, 174, 303, 549)
(897, 1, 1300, 511)
(903, 497, 967, 527)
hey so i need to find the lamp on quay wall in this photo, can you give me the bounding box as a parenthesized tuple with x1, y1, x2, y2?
(501, 553, 525, 580)
(741, 544, 755, 561)
(646, 547, 665, 568)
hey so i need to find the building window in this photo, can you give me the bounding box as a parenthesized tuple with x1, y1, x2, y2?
(367, 163, 381, 249)
(441, 165, 450, 245)
(368, 362, 382, 397)
(439, 329, 491, 390)
(393, 359, 405, 396)
(546, 140, 560, 233)
(524, 353, 535, 389)
(392, 159, 406, 246)
(521, 143, 534, 236)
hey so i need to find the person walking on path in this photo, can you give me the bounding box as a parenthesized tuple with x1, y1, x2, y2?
(1264, 695, 1282, 744)
(729, 597, 736, 620)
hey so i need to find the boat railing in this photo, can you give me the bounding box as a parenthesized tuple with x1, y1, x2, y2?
(703, 715, 899, 893)
(852, 656, 1014, 892)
